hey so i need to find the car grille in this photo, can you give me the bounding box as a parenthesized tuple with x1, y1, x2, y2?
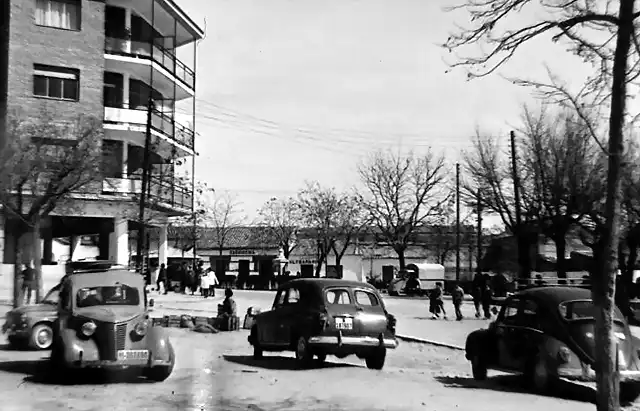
(94, 322, 117, 361)
(115, 323, 127, 351)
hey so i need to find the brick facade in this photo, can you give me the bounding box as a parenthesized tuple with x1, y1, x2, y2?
(5, 0, 105, 124)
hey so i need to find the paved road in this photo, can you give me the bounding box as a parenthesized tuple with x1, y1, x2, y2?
(0, 327, 608, 411)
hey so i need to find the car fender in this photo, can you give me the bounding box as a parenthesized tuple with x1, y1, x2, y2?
(26, 314, 57, 330)
(57, 328, 100, 362)
(146, 326, 173, 362)
(465, 329, 491, 360)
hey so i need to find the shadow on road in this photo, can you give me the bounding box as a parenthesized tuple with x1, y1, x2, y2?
(0, 359, 155, 385)
(223, 354, 359, 371)
(435, 375, 596, 404)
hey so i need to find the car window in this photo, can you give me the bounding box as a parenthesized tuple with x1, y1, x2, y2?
(519, 299, 541, 329)
(326, 288, 352, 305)
(274, 290, 286, 308)
(76, 285, 140, 308)
(355, 290, 379, 306)
(59, 284, 71, 310)
(286, 288, 300, 304)
(43, 286, 60, 305)
(502, 298, 520, 323)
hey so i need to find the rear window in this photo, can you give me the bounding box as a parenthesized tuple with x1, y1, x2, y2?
(326, 288, 352, 305)
(355, 290, 379, 306)
(559, 300, 625, 321)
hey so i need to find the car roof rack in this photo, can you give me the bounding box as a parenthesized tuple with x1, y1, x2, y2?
(68, 260, 129, 274)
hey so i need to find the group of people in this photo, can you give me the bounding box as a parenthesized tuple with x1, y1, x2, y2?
(155, 261, 219, 297)
(427, 273, 498, 321)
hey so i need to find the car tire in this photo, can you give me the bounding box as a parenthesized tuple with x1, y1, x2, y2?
(471, 353, 488, 380)
(295, 336, 313, 368)
(527, 355, 553, 393)
(29, 323, 54, 350)
(365, 348, 386, 370)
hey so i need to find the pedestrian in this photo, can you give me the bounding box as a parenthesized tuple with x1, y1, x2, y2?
(436, 282, 447, 320)
(157, 263, 167, 295)
(452, 282, 465, 321)
(201, 270, 210, 298)
(179, 262, 188, 293)
(220, 288, 237, 318)
(472, 273, 483, 318)
(21, 262, 36, 305)
(208, 268, 218, 297)
(481, 282, 494, 319)
(429, 282, 446, 320)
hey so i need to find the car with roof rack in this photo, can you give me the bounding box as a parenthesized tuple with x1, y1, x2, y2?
(465, 285, 640, 401)
(49, 263, 174, 381)
(2, 260, 129, 351)
(248, 278, 398, 369)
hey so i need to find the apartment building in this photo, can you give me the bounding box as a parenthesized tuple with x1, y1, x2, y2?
(0, 0, 204, 270)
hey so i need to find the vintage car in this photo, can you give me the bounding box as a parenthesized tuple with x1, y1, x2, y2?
(49, 267, 175, 381)
(465, 286, 640, 394)
(2, 285, 60, 350)
(248, 278, 398, 369)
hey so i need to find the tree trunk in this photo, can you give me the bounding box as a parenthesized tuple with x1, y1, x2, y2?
(31, 216, 44, 303)
(395, 246, 406, 270)
(555, 233, 568, 280)
(516, 232, 533, 280)
(12, 222, 22, 309)
(593, 2, 635, 409)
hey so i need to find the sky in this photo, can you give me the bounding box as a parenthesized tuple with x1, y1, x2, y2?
(173, 0, 595, 223)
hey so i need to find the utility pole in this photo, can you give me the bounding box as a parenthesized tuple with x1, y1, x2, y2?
(510, 130, 524, 281)
(455, 162, 461, 282)
(476, 189, 482, 278)
(136, 97, 154, 273)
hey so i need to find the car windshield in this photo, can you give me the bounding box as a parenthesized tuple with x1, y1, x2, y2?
(76, 284, 140, 308)
(42, 288, 60, 305)
(559, 300, 625, 322)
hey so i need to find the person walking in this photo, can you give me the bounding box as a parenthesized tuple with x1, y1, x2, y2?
(21, 263, 36, 305)
(157, 263, 168, 295)
(481, 282, 494, 319)
(200, 270, 210, 298)
(472, 273, 483, 318)
(452, 282, 465, 321)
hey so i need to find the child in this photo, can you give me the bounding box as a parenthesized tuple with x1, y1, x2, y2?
(430, 282, 447, 320)
(452, 282, 465, 321)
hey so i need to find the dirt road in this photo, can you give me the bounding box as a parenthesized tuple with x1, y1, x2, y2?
(0, 327, 611, 411)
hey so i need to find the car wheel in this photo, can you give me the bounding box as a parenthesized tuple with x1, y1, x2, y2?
(365, 348, 386, 370)
(528, 355, 553, 392)
(250, 326, 263, 359)
(295, 336, 313, 368)
(471, 353, 488, 380)
(29, 324, 54, 350)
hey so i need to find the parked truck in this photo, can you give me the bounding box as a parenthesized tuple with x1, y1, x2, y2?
(387, 263, 446, 297)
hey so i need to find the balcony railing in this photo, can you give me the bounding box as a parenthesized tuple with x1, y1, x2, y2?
(102, 172, 193, 211)
(103, 100, 195, 150)
(104, 37, 195, 90)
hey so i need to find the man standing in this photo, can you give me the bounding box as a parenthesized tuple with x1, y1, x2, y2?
(452, 282, 465, 321)
(21, 263, 35, 305)
(157, 263, 168, 295)
(472, 274, 484, 318)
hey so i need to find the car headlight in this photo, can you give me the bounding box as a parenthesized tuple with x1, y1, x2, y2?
(81, 321, 97, 337)
(134, 319, 150, 337)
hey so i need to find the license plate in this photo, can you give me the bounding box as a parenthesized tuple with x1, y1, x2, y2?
(117, 350, 149, 362)
(335, 317, 353, 330)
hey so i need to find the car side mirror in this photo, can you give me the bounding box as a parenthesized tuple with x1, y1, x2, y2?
(149, 298, 155, 308)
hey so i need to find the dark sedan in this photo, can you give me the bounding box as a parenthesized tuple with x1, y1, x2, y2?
(248, 278, 398, 369)
(465, 286, 640, 396)
(2, 285, 60, 350)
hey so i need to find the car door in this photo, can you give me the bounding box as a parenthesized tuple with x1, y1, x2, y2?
(260, 288, 287, 346)
(495, 297, 521, 371)
(275, 286, 303, 345)
(352, 288, 387, 337)
(508, 298, 543, 371)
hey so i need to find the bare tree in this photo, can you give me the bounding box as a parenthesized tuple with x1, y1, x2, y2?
(444, 0, 640, 406)
(167, 179, 215, 255)
(520, 105, 602, 279)
(206, 191, 244, 256)
(257, 196, 301, 261)
(297, 182, 342, 277)
(358, 149, 449, 270)
(330, 192, 368, 276)
(0, 109, 104, 306)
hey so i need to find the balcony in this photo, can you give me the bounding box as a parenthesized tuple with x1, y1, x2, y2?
(102, 173, 193, 215)
(104, 37, 194, 100)
(103, 101, 194, 153)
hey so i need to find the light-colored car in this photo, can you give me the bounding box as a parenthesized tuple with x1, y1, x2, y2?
(2, 285, 60, 350)
(50, 267, 174, 381)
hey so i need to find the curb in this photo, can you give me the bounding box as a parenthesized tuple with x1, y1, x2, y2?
(396, 334, 465, 351)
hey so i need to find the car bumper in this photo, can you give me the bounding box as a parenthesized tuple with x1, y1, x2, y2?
(66, 358, 172, 370)
(2, 322, 30, 339)
(308, 334, 399, 349)
(559, 367, 640, 383)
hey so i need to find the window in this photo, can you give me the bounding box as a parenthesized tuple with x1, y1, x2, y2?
(355, 290, 379, 306)
(35, 0, 80, 31)
(76, 285, 140, 308)
(34, 64, 79, 100)
(274, 290, 286, 308)
(326, 289, 352, 305)
(503, 298, 520, 322)
(103, 72, 123, 107)
(286, 288, 300, 304)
